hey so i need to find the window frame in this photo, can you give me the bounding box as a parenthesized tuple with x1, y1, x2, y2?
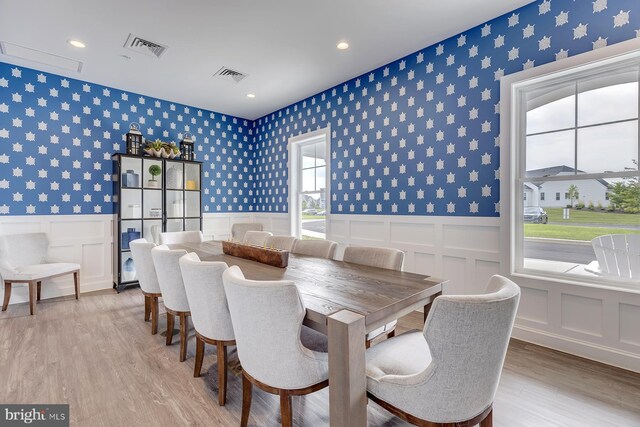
(500, 38, 640, 291)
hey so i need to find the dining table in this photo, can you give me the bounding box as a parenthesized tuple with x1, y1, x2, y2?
(170, 240, 445, 427)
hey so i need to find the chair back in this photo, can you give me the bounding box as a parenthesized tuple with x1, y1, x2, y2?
(243, 231, 273, 246)
(343, 246, 404, 271)
(159, 231, 204, 245)
(265, 235, 296, 251)
(592, 234, 640, 279)
(129, 238, 161, 294)
(0, 233, 49, 269)
(151, 245, 190, 312)
(404, 275, 520, 422)
(179, 253, 234, 341)
(223, 265, 327, 389)
(231, 223, 263, 241)
(292, 239, 337, 259)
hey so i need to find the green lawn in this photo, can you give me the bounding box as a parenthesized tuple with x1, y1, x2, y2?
(302, 214, 326, 220)
(525, 224, 640, 241)
(545, 207, 639, 226)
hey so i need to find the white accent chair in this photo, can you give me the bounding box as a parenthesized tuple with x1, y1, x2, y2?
(343, 246, 405, 347)
(365, 275, 520, 427)
(265, 235, 296, 251)
(129, 238, 162, 335)
(222, 265, 329, 427)
(179, 252, 235, 406)
(151, 245, 191, 362)
(243, 230, 273, 246)
(159, 230, 204, 245)
(291, 239, 338, 259)
(587, 234, 640, 279)
(1, 233, 80, 315)
(231, 223, 263, 241)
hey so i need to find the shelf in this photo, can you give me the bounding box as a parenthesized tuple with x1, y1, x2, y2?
(122, 186, 143, 190)
(143, 217, 163, 221)
(143, 187, 163, 191)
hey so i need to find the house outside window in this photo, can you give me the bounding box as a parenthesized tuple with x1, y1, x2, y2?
(555, 192, 560, 201)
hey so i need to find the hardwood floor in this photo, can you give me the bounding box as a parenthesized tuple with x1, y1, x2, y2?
(1, 288, 639, 426)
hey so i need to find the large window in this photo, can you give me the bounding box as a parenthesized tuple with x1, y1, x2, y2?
(505, 45, 640, 287)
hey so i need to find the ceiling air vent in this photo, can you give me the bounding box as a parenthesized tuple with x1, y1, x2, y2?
(213, 66, 248, 83)
(123, 33, 167, 58)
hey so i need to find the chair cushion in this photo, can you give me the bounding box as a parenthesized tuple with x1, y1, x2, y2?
(366, 331, 432, 384)
(366, 320, 398, 341)
(4, 263, 80, 281)
(300, 325, 328, 353)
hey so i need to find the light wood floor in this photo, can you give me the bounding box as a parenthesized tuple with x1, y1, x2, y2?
(1, 289, 639, 427)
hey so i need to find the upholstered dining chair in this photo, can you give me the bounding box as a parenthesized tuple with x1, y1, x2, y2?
(231, 223, 263, 241)
(129, 238, 162, 335)
(159, 230, 204, 245)
(243, 230, 273, 246)
(291, 239, 338, 259)
(222, 266, 329, 427)
(365, 275, 520, 427)
(179, 252, 235, 406)
(265, 235, 296, 251)
(151, 245, 191, 362)
(343, 246, 405, 348)
(0, 232, 80, 315)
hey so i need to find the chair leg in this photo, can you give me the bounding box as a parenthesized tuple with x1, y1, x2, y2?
(166, 312, 175, 345)
(279, 390, 293, 427)
(179, 313, 188, 362)
(480, 409, 493, 427)
(37, 281, 42, 301)
(2, 282, 11, 311)
(241, 373, 253, 427)
(144, 296, 151, 322)
(194, 335, 204, 378)
(387, 329, 395, 339)
(150, 297, 159, 335)
(73, 271, 80, 299)
(216, 342, 228, 406)
(28, 281, 36, 315)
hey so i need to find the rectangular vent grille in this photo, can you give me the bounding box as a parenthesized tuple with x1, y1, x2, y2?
(214, 66, 247, 83)
(124, 34, 167, 58)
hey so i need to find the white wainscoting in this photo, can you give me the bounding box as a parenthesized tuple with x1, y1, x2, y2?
(0, 214, 114, 305)
(254, 212, 640, 372)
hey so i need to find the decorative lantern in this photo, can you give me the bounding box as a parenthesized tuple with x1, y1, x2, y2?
(126, 123, 143, 155)
(180, 132, 194, 161)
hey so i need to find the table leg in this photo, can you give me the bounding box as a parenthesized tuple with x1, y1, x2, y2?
(423, 292, 442, 324)
(328, 309, 367, 427)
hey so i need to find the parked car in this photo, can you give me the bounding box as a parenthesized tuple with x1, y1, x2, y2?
(524, 206, 548, 224)
(302, 209, 318, 215)
(316, 210, 326, 216)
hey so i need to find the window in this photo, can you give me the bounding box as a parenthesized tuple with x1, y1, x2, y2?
(502, 41, 640, 288)
(524, 193, 527, 201)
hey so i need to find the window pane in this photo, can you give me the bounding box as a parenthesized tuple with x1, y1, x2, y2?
(526, 130, 575, 173)
(302, 168, 315, 192)
(315, 141, 326, 167)
(577, 121, 638, 173)
(526, 83, 575, 134)
(578, 73, 639, 127)
(315, 166, 326, 192)
(301, 144, 315, 168)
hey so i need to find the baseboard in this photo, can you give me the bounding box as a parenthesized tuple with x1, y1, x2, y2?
(4, 279, 114, 305)
(513, 324, 640, 373)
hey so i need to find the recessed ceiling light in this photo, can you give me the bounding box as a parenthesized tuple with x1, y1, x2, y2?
(68, 40, 86, 48)
(337, 42, 349, 50)
(246, 93, 256, 98)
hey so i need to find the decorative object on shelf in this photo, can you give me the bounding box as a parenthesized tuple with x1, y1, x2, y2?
(180, 133, 194, 161)
(185, 180, 197, 190)
(128, 204, 142, 218)
(148, 164, 162, 188)
(150, 224, 162, 244)
(149, 208, 162, 218)
(222, 240, 289, 268)
(121, 169, 140, 188)
(126, 123, 143, 155)
(166, 165, 183, 189)
(144, 139, 165, 157)
(121, 227, 141, 250)
(172, 199, 184, 217)
(123, 256, 136, 281)
(162, 143, 181, 159)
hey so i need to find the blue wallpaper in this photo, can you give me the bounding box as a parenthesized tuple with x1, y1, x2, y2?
(253, 0, 640, 216)
(0, 62, 254, 215)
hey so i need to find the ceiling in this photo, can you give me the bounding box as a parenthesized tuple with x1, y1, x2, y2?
(0, 0, 534, 120)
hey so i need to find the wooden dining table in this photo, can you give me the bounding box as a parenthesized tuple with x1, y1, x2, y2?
(171, 240, 445, 427)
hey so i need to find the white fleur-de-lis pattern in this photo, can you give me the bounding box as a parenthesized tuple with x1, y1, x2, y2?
(253, 0, 639, 215)
(0, 0, 638, 217)
(0, 63, 254, 215)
